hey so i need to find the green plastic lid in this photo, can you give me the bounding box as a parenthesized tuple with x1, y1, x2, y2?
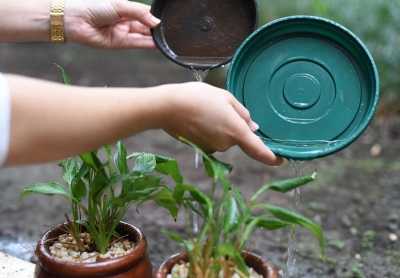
(226, 16, 379, 160)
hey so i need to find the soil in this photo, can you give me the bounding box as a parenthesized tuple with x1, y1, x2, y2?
(0, 42, 399, 278)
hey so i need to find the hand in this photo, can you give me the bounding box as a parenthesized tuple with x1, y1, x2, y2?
(159, 82, 284, 166)
(64, 0, 160, 49)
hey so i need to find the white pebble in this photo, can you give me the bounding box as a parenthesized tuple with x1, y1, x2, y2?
(389, 233, 398, 242)
(54, 243, 63, 249)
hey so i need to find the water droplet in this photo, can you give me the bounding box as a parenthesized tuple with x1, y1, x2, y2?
(195, 149, 199, 168)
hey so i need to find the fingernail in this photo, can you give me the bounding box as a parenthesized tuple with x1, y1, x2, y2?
(277, 157, 284, 166)
(151, 16, 161, 25)
(252, 121, 259, 131)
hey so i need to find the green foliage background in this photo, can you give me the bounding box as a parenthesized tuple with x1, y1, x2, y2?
(138, 0, 400, 115)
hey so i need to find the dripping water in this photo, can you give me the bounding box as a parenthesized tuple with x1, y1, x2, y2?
(191, 68, 210, 169)
(190, 68, 210, 234)
(192, 69, 210, 82)
(282, 159, 311, 278)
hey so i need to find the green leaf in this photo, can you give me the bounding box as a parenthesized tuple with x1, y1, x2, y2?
(79, 152, 99, 172)
(203, 154, 233, 178)
(231, 185, 246, 212)
(120, 174, 163, 195)
(240, 215, 264, 250)
(132, 153, 156, 174)
(114, 141, 129, 175)
(249, 217, 293, 230)
(223, 196, 240, 234)
(75, 220, 88, 229)
(251, 173, 316, 202)
(107, 171, 142, 190)
(71, 179, 87, 202)
(154, 199, 179, 221)
(54, 64, 70, 85)
(103, 145, 115, 175)
(161, 229, 194, 251)
(75, 162, 90, 181)
(60, 157, 78, 186)
(137, 190, 179, 220)
(161, 229, 184, 244)
(178, 137, 233, 179)
(90, 170, 108, 203)
(233, 253, 249, 277)
(109, 188, 158, 206)
(130, 175, 163, 191)
(173, 184, 212, 207)
(186, 200, 206, 220)
(154, 155, 183, 184)
(20, 182, 70, 200)
(266, 205, 325, 259)
(216, 243, 235, 258)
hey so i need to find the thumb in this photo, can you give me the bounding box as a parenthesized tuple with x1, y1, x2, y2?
(116, 1, 161, 27)
(238, 130, 284, 166)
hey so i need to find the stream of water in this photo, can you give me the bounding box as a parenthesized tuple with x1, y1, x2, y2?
(280, 160, 311, 278)
(191, 69, 210, 234)
(192, 69, 210, 83)
(192, 68, 210, 170)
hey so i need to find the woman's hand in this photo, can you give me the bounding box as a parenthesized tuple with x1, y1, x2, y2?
(158, 82, 284, 166)
(64, 0, 160, 49)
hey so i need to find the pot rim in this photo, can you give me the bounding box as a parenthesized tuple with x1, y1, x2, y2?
(153, 250, 278, 278)
(36, 221, 148, 276)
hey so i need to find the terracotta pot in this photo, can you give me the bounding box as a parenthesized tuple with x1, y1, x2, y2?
(153, 250, 278, 278)
(34, 221, 152, 278)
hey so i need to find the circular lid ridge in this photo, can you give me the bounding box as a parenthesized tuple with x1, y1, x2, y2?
(227, 16, 379, 160)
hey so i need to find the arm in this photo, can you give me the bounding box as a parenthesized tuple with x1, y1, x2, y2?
(4, 75, 283, 166)
(0, 0, 160, 49)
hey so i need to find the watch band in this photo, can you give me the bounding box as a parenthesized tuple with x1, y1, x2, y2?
(50, 0, 66, 44)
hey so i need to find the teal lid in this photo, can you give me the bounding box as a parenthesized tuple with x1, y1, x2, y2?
(226, 16, 379, 160)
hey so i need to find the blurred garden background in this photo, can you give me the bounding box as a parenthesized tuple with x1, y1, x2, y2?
(0, 0, 399, 277)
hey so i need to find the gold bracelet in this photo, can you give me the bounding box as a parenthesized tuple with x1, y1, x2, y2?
(50, 0, 66, 44)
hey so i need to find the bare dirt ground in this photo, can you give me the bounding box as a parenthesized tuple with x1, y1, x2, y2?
(0, 42, 399, 278)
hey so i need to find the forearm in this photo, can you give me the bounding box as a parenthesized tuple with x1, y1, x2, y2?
(0, 0, 52, 42)
(5, 74, 169, 165)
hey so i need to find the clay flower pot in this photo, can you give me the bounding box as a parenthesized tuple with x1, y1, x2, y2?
(153, 250, 278, 278)
(34, 221, 152, 278)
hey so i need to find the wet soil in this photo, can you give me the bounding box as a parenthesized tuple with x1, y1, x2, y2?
(0, 42, 399, 278)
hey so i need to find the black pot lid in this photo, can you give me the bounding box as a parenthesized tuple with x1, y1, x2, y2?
(151, 0, 258, 70)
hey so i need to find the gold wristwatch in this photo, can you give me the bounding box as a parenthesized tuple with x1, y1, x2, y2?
(50, 0, 66, 44)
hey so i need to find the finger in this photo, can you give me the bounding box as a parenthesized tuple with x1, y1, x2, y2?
(237, 130, 284, 166)
(229, 98, 259, 131)
(129, 21, 152, 35)
(116, 1, 161, 28)
(230, 98, 250, 123)
(122, 34, 157, 49)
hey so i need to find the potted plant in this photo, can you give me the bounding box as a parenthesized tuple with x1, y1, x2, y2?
(153, 140, 326, 278)
(20, 67, 183, 278)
